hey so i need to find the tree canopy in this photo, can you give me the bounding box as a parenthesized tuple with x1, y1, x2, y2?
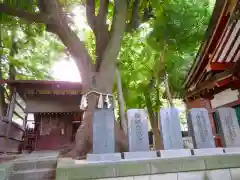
(117, 0, 212, 108)
(1, 6, 64, 80)
(0, 0, 214, 155)
(113, 0, 213, 146)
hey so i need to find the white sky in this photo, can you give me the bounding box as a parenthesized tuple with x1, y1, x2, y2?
(52, 5, 89, 82)
(52, 58, 82, 82)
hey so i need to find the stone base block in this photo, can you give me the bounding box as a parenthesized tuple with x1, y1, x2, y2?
(230, 168, 240, 180)
(178, 171, 205, 180)
(11, 168, 55, 180)
(0, 162, 13, 180)
(160, 149, 191, 158)
(56, 154, 240, 180)
(87, 153, 121, 162)
(224, 148, 240, 154)
(207, 169, 231, 180)
(13, 159, 57, 171)
(193, 148, 224, 156)
(123, 151, 157, 160)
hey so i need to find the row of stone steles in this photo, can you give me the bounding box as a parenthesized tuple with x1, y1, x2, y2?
(88, 107, 240, 161)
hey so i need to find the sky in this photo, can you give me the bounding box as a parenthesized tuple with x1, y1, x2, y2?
(52, 58, 82, 82)
(52, 5, 89, 82)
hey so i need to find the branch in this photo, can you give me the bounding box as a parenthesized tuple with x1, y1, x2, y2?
(86, 0, 96, 30)
(97, 0, 109, 25)
(126, 1, 154, 32)
(41, 0, 93, 87)
(0, 3, 51, 24)
(96, 0, 128, 92)
(127, 0, 140, 31)
(95, 0, 110, 70)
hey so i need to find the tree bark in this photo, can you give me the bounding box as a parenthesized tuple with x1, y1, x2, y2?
(164, 74, 174, 107)
(0, 56, 5, 117)
(144, 90, 162, 150)
(116, 68, 127, 135)
(8, 37, 17, 96)
(151, 114, 162, 150)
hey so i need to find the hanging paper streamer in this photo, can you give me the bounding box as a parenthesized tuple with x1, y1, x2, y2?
(79, 95, 88, 110)
(105, 94, 112, 109)
(97, 94, 104, 108)
(79, 90, 114, 110)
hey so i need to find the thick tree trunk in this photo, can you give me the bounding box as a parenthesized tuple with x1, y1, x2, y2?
(116, 68, 127, 135)
(73, 86, 128, 158)
(70, 0, 129, 158)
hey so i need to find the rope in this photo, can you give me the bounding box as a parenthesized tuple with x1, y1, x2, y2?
(83, 90, 113, 97)
(80, 90, 114, 110)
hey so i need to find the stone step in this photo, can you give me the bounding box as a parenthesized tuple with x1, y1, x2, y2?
(10, 168, 56, 180)
(13, 159, 57, 171)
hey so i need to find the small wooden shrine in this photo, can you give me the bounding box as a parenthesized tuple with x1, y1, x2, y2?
(0, 80, 83, 153)
(184, 0, 240, 146)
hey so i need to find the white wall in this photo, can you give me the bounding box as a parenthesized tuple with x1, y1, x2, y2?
(210, 89, 239, 108)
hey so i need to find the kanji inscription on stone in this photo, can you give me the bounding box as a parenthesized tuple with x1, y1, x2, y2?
(127, 109, 149, 152)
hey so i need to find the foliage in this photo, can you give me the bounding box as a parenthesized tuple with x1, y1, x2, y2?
(117, 26, 161, 111)
(147, 0, 212, 97)
(0, 10, 64, 80)
(116, 0, 213, 117)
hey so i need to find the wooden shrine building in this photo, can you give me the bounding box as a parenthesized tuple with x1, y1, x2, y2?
(184, 0, 240, 146)
(0, 80, 83, 153)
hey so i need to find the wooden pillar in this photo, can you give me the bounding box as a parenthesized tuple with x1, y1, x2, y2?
(4, 88, 16, 153)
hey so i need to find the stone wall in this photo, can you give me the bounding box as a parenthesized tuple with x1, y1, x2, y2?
(99, 169, 239, 180)
(56, 148, 240, 180)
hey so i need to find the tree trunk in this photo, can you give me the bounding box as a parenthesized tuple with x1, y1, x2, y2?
(116, 68, 127, 135)
(144, 91, 162, 150)
(71, 0, 129, 157)
(73, 85, 128, 158)
(164, 74, 174, 107)
(151, 114, 162, 150)
(0, 56, 5, 117)
(8, 38, 17, 96)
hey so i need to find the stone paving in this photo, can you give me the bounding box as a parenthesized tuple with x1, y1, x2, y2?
(0, 151, 59, 180)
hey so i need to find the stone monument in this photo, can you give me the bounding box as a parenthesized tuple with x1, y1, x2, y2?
(216, 107, 240, 147)
(188, 108, 215, 149)
(124, 109, 157, 159)
(126, 109, 149, 152)
(92, 108, 115, 154)
(159, 108, 183, 149)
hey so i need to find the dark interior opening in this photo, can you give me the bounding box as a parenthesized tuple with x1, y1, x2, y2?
(72, 121, 81, 142)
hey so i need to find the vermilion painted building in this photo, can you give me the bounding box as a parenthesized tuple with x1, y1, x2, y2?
(184, 0, 240, 146)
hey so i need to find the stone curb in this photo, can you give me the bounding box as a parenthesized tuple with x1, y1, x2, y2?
(0, 162, 14, 180)
(56, 153, 240, 180)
